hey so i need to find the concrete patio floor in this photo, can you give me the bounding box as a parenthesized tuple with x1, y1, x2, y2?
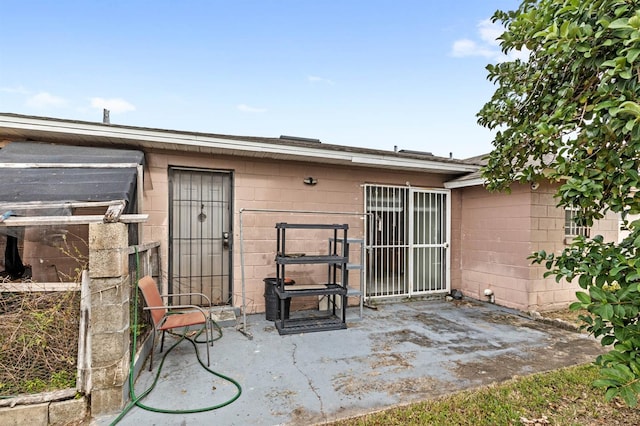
(96, 298, 605, 426)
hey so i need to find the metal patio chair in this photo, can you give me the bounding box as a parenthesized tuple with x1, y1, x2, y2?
(138, 275, 212, 370)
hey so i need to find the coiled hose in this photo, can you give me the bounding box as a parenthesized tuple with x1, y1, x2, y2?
(110, 249, 242, 425)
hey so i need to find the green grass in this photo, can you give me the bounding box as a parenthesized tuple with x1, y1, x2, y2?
(330, 363, 638, 425)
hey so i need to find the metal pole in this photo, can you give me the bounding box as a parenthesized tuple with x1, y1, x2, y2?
(239, 208, 368, 216)
(238, 209, 252, 339)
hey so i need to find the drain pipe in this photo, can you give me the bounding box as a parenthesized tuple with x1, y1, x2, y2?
(484, 288, 495, 304)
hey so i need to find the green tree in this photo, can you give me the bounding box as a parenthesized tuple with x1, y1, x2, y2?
(478, 0, 640, 406)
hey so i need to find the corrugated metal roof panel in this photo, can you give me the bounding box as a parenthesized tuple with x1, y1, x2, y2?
(0, 141, 143, 212)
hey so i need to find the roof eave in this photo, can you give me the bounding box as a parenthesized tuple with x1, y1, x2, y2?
(443, 177, 486, 189)
(0, 114, 480, 174)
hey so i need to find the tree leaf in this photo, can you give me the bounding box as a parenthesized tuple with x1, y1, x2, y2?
(603, 365, 635, 382)
(579, 274, 592, 288)
(627, 48, 640, 63)
(569, 301, 584, 311)
(620, 387, 638, 407)
(590, 286, 606, 302)
(576, 291, 591, 304)
(619, 101, 640, 118)
(594, 378, 620, 388)
(604, 386, 619, 401)
(602, 304, 614, 321)
(608, 18, 631, 29)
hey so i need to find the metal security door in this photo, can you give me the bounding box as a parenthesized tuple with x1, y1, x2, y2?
(409, 189, 449, 294)
(365, 185, 409, 297)
(364, 185, 449, 298)
(169, 168, 232, 306)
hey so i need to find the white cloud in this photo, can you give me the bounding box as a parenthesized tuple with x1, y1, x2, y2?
(451, 39, 500, 60)
(237, 104, 267, 113)
(308, 75, 335, 85)
(478, 19, 503, 47)
(0, 85, 29, 94)
(451, 19, 529, 62)
(90, 97, 136, 113)
(26, 92, 67, 108)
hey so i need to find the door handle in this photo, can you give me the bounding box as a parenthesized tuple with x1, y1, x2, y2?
(222, 232, 230, 248)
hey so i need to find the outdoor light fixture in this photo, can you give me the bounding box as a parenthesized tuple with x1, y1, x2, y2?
(303, 177, 318, 185)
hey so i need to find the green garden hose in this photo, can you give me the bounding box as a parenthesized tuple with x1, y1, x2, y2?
(109, 249, 242, 425)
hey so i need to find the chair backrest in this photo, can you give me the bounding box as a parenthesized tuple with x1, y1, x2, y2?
(138, 276, 167, 327)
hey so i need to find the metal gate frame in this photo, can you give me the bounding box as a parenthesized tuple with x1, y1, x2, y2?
(168, 167, 233, 306)
(363, 184, 450, 299)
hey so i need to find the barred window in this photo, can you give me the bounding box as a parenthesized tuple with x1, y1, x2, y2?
(565, 207, 590, 238)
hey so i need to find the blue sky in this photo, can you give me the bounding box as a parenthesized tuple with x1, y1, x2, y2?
(0, 0, 522, 159)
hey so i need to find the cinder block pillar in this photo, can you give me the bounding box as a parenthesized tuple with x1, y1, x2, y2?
(88, 222, 130, 416)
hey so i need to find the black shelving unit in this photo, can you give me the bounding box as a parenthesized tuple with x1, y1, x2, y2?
(274, 223, 349, 335)
(327, 237, 364, 320)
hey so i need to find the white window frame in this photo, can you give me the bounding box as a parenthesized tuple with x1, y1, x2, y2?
(564, 207, 590, 240)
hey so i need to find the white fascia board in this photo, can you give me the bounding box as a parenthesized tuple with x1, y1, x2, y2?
(0, 162, 139, 168)
(0, 115, 479, 173)
(443, 178, 486, 189)
(350, 156, 478, 173)
(0, 115, 343, 159)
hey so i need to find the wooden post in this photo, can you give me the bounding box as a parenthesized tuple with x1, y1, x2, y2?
(76, 271, 91, 394)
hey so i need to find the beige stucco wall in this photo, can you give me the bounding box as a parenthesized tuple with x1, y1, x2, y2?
(455, 180, 619, 312)
(142, 149, 455, 313)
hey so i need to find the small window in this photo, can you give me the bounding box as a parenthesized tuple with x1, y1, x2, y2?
(565, 207, 590, 238)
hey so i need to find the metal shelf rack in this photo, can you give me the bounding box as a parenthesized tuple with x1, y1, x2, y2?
(273, 223, 349, 335)
(328, 237, 364, 320)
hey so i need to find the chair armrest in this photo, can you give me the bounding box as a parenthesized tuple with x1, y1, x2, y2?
(143, 304, 210, 318)
(160, 292, 212, 309)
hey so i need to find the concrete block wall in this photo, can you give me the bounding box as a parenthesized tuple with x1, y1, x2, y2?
(456, 180, 621, 312)
(0, 223, 130, 423)
(0, 397, 88, 425)
(457, 184, 534, 310)
(87, 222, 130, 416)
(528, 181, 620, 311)
(142, 149, 453, 313)
(449, 190, 463, 293)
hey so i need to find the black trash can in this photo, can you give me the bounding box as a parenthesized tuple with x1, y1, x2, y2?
(264, 278, 292, 321)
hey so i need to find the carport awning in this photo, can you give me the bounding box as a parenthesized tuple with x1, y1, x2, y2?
(0, 141, 144, 214)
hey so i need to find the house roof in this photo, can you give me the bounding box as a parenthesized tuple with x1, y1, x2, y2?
(443, 154, 488, 189)
(443, 152, 560, 189)
(0, 141, 143, 213)
(0, 113, 479, 175)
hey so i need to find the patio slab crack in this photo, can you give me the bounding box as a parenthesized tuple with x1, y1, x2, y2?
(291, 341, 325, 421)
